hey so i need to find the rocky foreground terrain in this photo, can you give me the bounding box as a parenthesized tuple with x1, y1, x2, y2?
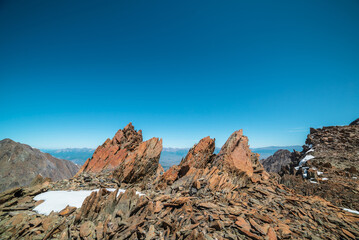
(270, 120, 359, 211)
(0, 123, 358, 239)
(0, 139, 80, 192)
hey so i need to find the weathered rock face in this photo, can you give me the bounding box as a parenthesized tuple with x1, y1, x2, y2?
(76, 123, 163, 185)
(158, 129, 268, 191)
(305, 125, 359, 169)
(0, 139, 79, 192)
(76, 123, 143, 174)
(113, 137, 163, 184)
(179, 136, 215, 169)
(158, 136, 215, 188)
(261, 149, 293, 173)
(213, 130, 262, 178)
(279, 123, 359, 210)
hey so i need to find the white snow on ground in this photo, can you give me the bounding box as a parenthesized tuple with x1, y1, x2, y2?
(306, 149, 314, 154)
(353, 177, 358, 179)
(299, 155, 314, 166)
(33, 188, 143, 215)
(317, 171, 323, 175)
(310, 180, 318, 184)
(343, 208, 359, 215)
(321, 178, 328, 181)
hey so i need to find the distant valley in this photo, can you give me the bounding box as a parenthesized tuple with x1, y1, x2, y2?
(42, 148, 95, 165)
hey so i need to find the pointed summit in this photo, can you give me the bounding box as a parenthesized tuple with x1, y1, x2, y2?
(213, 129, 258, 177)
(76, 123, 163, 184)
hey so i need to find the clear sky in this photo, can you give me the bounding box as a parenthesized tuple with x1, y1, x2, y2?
(0, 0, 358, 149)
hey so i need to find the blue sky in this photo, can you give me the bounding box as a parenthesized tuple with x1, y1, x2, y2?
(0, 0, 358, 148)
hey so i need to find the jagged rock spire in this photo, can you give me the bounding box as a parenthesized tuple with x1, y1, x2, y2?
(76, 123, 163, 184)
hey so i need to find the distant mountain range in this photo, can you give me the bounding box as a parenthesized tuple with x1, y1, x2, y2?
(42, 148, 94, 165)
(43, 145, 302, 170)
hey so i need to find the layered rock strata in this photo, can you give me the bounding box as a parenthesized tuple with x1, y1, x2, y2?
(76, 123, 163, 185)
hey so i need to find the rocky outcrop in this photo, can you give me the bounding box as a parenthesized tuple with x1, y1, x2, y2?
(179, 136, 215, 169)
(305, 125, 359, 169)
(76, 123, 163, 185)
(158, 129, 267, 190)
(0, 139, 79, 192)
(158, 136, 215, 188)
(1, 127, 359, 239)
(113, 137, 163, 184)
(279, 122, 359, 210)
(261, 149, 292, 173)
(76, 123, 143, 174)
(213, 130, 263, 178)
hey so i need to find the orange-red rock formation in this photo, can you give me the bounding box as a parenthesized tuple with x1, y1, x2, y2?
(76, 123, 163, 184)
(213, 129, 259, 177)
(158, 129, 268, 190)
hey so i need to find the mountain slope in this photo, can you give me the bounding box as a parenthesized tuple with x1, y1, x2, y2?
(260, 149, 294, 173)
(0, 139, 80, 192)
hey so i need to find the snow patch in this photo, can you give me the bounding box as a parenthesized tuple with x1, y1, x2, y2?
(317, 171, 323, 176)
(321, 178, 328, 181)
(310, 180, 318, 184)
(33, 188, 143, 215)
(306, 149, 314, 154)
(299, 155, 314, 166)
(343, 208, 359, 215)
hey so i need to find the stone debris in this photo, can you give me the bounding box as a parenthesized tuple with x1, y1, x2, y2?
(279, 123, 359, 211)
(0, 124, 358, 239)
